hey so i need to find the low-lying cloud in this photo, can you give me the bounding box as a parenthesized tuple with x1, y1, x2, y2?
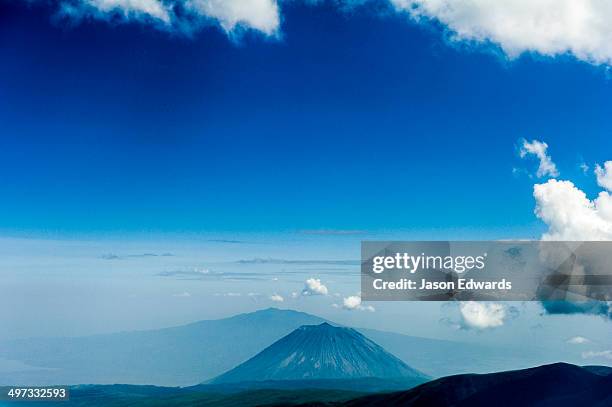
(341, 294, 375, 312)
(582, 350, 612, 360)
(301, 278, 328, 296)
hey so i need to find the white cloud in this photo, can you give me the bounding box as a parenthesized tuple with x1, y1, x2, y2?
(269, 293, 284, 302)
(567, 336, 590, 344)
(595, 161, 612, 191)
(342, 295, 375, 312)
(173, 291, 191, 297)
(215, 292, 242, 297)
(301, 278, 328, 296)
(57, 0, 279, 34)
(392, 0, 612, 66)
(59, 0, 172, 23)
(534, 179, 612, 240)
(582, 350, 612, 360)
(519, 139, 559, 178)
(459, 301, 506, 329)
(186, 0, 279, 35)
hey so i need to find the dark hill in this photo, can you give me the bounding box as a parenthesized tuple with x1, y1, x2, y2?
(339, 363, 612, 407)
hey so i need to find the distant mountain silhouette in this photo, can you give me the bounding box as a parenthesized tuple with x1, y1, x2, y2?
(210, 323, 428, 383)
(338, 363, 612, 407)
(0, 308, 574, 386)
(0, 308, 327, 386)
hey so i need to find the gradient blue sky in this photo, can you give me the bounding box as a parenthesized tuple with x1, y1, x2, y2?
(2, 0, 611, 235)
(1, 1, 612, 370)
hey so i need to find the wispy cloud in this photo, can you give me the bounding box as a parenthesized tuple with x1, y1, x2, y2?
(206, 239, 249, 244)
(567, 336, 590, 345)
(582, 350, 612, 360)
(580, 162, 590, 175)
(157, 268, 276, 281)
(56, 0, 280, 35)
(300, 229, 366, 235)
(214, 292, 242, 297)
(101, 252, 173, 260)
(519, 139, 559, 178)
(237, 258, 359, 266)
(595, 161, 612, 191)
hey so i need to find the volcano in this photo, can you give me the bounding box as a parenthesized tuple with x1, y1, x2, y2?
(210, 322, 428, 383)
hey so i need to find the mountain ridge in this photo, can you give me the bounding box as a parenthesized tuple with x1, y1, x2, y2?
(334, 362, 612, 407)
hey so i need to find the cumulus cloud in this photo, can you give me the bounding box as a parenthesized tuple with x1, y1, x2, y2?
(582, 350, 612, 360)
(459, 301, 507, 329)
(595, 161, 612, 191)
(341, 295, 375, 312)
(301, 278, 328, 296)
(519, 139, 559, 178)
(533, 179, 612, 241)
(567, 336, 590, 344)
(269, 293, 284, 302)
(532, 159, 612, 320)
(393, 0, 612, 66)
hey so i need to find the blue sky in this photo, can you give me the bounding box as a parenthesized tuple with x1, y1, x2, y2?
(2, 0, 611, 234)
(1, 1, 612, 368)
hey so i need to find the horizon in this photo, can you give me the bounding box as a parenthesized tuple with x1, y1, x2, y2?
(1, 1, 612, 403)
